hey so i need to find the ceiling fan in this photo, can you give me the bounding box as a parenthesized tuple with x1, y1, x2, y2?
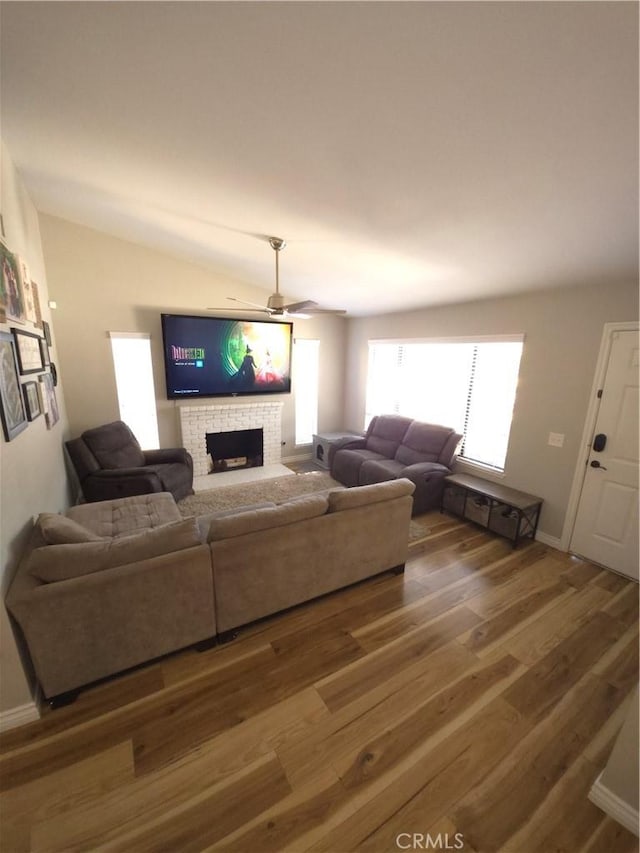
(208, 237, 346, 319)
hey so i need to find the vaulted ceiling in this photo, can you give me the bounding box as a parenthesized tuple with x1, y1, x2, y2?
(1, 2, 637, 316)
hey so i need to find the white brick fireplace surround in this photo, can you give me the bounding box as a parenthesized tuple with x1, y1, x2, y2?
(179, 401, 284, 478)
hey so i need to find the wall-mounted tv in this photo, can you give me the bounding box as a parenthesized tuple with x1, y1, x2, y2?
(161, 313, 293, 399)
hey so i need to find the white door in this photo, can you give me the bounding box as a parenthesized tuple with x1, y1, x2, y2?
(570, 329, 639, 580)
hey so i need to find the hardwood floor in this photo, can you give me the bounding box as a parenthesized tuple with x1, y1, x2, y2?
(1, 511, 638, 852)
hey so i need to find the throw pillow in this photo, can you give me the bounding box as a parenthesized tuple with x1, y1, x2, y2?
(29, 517, 201, 583)
(36, 513, 103, 544)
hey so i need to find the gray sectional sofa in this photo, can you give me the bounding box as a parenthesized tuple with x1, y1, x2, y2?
(6, 479, 414, 701)
(330, 414, 462, 514)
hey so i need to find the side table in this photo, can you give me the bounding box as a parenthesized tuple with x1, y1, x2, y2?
(312, 431, 363, 470)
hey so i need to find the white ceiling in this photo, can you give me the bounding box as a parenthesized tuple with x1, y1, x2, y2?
(1, 2, 637, 317)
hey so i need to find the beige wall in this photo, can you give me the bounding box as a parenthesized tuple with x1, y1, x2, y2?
(38, 214, 347, 455)
(0, 141, 70, 713)
(343, 282, 638, 540)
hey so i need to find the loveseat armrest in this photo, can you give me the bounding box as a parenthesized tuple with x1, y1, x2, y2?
(328, 437, 366, 468)
(401, 461, 451, 480)
(399, 462, 452, 515)
(144, 447, 193, 471)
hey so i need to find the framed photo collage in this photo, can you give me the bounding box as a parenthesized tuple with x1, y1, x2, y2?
(0, 240, 59, 441)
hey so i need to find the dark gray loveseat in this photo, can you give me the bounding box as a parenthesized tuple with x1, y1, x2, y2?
(330, 414, 462, 515)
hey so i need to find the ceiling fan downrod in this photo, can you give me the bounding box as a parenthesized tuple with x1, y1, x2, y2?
(269, 237, 286, 296)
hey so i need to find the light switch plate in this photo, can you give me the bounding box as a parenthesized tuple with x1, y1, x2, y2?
(548, 432, 565, 447)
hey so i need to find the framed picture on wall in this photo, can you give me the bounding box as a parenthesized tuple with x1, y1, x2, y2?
(1, 243, 26, 324)
(0, 331, 28, 441)
(22, 380, 41, 421)
(11, 328, 44, 374)
(43, 320, 52, 346)
(31, 280, 43, 329)
(39, 336, 51, 367)
(39, 372, 59, 429)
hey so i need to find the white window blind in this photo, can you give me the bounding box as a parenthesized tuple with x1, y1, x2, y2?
(365, 337, 523, 471)
(109, 332, 160, 450)
(294, 338, 320, 445)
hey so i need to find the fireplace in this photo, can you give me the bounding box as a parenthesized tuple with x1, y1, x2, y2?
(206, 428, 263, 473)
(179, 401, 284, 478)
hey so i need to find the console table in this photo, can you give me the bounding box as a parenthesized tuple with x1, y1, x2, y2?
(442, 473, 543, 548)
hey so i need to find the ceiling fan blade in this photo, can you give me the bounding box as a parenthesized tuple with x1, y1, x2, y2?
(206, 306, 273, 316)
(226, 296, 273, 312)
(283, 300, 318, 313)
(303, 308, 347, 315)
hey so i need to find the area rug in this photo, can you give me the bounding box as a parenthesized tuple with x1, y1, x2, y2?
(178, 472, 432, 543)
(178, 472, 341, 516)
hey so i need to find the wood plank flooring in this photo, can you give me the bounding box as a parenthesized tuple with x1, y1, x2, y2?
(1, 511, 638, 852)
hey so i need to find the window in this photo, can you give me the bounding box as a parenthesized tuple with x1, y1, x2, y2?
(294, 338, 320, 445)
(365, 337, 524, 471)
(109, 332, 160, 450)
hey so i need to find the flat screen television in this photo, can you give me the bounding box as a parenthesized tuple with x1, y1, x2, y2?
(161, 313, 293, 399)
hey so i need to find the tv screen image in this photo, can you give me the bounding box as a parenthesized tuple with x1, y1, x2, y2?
(161, 314, 293, 399)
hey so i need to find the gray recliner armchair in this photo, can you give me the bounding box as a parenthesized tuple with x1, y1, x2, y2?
(330, 414, 462, 514)
(65, 420, 194, 503)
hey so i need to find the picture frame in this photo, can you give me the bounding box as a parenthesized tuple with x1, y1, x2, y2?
(39, 371, 59, 429)
(1, 243, 26, 324)
(43, 320, 52, 346)
(21, 271, 38, 325)
(0, 331, 28, 441)
(39, 336, 51, 367)
(11, 327, 44, 375)
(31, 280, 43, 329)
(22, 380, 41, 421)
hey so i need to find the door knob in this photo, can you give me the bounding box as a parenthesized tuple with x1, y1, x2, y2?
(590, 460, 607, 470)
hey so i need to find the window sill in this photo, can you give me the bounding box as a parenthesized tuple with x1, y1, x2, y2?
(453, 458, 506, 480)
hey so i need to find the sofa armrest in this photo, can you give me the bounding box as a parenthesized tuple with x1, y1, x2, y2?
(7, 545, 215, 698)
(144, 448, 193, 471)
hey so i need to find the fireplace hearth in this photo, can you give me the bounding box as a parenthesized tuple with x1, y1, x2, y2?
(206, 428, 263, 473)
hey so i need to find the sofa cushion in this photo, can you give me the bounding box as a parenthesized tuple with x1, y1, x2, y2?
(395, 422, 457, 466)
(327, 478, 415, 512)
(331, 448, 388, 488)
(359, 458, 404, 485)
(207, 494, 328, 541)
(365, 415, 412, 458)
(29, 517, 201, 583)
(67, 492, 180, 538)
(81, 420, 146, 469)
(36, 513, 103, 545)
(195, 502, 276, 542)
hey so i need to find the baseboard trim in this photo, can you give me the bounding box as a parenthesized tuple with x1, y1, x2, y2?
(0, 700, 40, 732)
(535, 531, 563, 550)
(589, 773, 640, 836)
(281, 452, 313, 464)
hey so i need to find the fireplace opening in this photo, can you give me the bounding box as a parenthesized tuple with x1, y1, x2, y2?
(206, 428, 263, 473)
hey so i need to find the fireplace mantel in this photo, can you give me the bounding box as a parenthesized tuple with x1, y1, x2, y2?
(179, 401, 284, 478)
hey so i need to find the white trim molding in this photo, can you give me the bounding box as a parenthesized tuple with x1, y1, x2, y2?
(589, 772, 640, 837)
(535, 530, 563, 550)
(0, 700, 40, 732)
